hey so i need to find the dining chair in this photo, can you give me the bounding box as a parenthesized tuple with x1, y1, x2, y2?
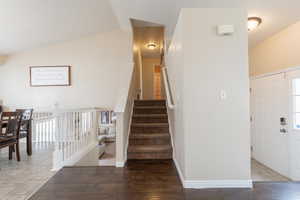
(0, 112, 22, 161)
(16, 109, 34, 156)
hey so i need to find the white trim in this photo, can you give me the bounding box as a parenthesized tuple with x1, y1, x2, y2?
(162, 67, 175, 109)
(173, 158, 185, 186)
(116, 161, 125, 167)
(124, 101, 134, 165)
(166, 105, 175, 159)
(251, 66, 300, 80)
(173, 158, 253, 189)
(52, 142, 98, 171)
(183, 180, 253, 189)
(138, 48, 143, 99)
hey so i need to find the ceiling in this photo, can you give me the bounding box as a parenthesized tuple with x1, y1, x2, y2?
(133, 27, 164, 59)
(110, 0, 300, 48)
(0, 0, 119, 54)
(1, 0, 300, 54)
(132, 20, 164, 58)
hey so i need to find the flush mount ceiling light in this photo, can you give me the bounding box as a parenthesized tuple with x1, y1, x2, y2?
(248, 17, 262, 31)
(147, 43, 157, 50)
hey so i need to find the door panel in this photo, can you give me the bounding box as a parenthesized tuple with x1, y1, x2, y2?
(251, 73, 289, 178)
(286, 70, 300, 180)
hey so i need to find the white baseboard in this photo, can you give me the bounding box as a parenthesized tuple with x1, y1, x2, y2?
(173, 158, 185, 186)
(184, 180, 253, 189)
(173, 158, 253, 189)
(115, 161, 125, 167)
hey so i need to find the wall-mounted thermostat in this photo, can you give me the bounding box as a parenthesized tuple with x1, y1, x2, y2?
(217, 25, 235, 36)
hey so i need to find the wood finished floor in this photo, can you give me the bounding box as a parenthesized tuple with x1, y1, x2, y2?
(29, 160, 300, 200)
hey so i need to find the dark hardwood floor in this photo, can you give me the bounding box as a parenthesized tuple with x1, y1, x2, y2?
(30, 160, 300, 200)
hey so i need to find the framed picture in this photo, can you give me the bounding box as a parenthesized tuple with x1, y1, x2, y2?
(30, 66, 71, 87)
(101, 111, 110, 124)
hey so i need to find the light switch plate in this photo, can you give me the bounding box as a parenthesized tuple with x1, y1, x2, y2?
(217, 25, 235, 36)
(220, 90, 227, 100)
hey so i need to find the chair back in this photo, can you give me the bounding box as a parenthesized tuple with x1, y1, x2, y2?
(1, 112, 22, 138)
(16, 109, 33, 120)
(16, 109, 33, 133)
(1, 111, 19, 124)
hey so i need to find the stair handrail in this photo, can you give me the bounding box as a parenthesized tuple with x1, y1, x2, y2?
(162, 67, 175, 109)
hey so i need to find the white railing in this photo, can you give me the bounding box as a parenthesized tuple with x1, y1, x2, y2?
(32, 112, 55, 144)
(32, 108, 102, 170)
(162, 67, 175, 109)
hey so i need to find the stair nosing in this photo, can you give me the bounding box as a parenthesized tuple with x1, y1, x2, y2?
(133, 114, 167, 117)
(131, 123, 169, 127)
(134, 106, 166, 109)
(130, 132, 169, 134)
(134, 99, 166, 102)
(130, 133, 170, 138)
(128, 145, 172, 153)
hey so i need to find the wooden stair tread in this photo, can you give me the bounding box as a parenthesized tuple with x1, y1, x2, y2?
(134, 106, 166, 109)
(130, 133, 170, 139)
(128, 145, 172, 153)
(131, 123, 168, 127)
(134, 100, 166, 102)
(133, 114, 167, 117)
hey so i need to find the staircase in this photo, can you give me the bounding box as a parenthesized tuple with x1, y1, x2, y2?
(128, 100, 173, 159)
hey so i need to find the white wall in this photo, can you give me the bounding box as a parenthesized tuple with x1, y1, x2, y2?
(133, 47, 143, 99)
(166, 8, 251, 188)
(142, 58, 160, 100)
(115, 64, 138, 166)
(0, 30, 133, 110)
(250, 21, 300, 76)
(165, 13, 186, 179)
(0, 56, 7, 65)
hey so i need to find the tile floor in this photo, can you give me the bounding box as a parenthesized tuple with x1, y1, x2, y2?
(251, 159, 290, 181)
(0, 142, 56, 200)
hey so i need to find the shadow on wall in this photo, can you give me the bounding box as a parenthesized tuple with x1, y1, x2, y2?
(0, 100, 9, 112)
(0, 56, 8, 65)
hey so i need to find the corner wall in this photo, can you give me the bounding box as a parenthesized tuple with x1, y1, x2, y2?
(165, 13, 186, 180)
(250, 21, 300, 76)
(166, 8, 251, 188)
(0, 30, 133, 110)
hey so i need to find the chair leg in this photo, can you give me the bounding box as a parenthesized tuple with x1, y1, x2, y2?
(27, 131, 32, 156)
(15, 143, 20, 162)
(9, 146, 13, 160)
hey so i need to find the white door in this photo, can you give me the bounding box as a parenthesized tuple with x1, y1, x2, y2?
(251, 73, 290, 178)
(286, 70, 300, 180)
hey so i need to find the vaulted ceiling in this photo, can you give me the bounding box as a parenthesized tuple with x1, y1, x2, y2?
(0, 0, 119, 54)
(1, 0, 300, 54)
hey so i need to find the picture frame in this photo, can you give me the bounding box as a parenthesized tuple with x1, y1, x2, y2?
(30, 66, 71, 87)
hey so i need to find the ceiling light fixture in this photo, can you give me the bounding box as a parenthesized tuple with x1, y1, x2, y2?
(248, 17, 262, 31)
(147, 43, 157, 50)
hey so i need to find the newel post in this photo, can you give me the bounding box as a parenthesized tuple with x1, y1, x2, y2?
(115, 112, 125, 167)
(52, 111, 63, 171)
